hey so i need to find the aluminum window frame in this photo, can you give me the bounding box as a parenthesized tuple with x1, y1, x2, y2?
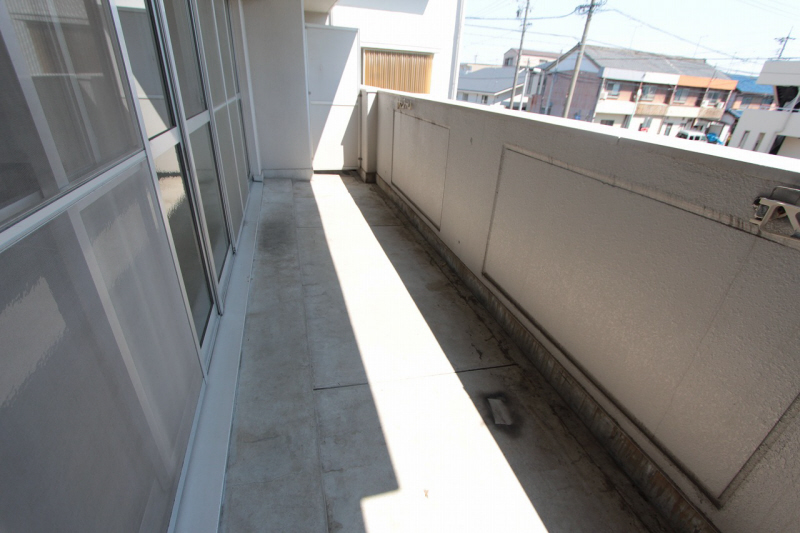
(0, 0, 143, 233)
(606, 81, 621, 98)
(640, 85, 657, 102)
(674, 87, 689, 104)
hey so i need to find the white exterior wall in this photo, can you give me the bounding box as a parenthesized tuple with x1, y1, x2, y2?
(758, 60, 800, 87)
(241, 0, 312, 179)
(659, 119, 687, 136)
(730, 109, 789, 152)
(602, 67, 680, 86)
(593, 113, 626, 127)
(595, 100, 637, 115)
(330, 0, 460, 99)
(665, 106, 701, 119)
(778, 136, 800, 158)
(375, 90, 800, 531)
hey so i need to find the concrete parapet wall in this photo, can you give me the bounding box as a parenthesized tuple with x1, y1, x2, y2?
(374, 89, 800, 532)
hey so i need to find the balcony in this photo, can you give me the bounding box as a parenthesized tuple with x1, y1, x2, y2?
(697, 104, 725, 120)
(4, 0, 800, 528)
(168, 91, 800, 533)
(635, 102, 669, 116)
(201, 174, 672, 532)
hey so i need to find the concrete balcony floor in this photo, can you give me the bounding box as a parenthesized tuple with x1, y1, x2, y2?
(219, 174, 673, 533)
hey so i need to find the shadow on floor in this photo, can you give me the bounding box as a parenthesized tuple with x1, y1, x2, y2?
(220, 178, 397, 533)
(223, 173, 671, 533)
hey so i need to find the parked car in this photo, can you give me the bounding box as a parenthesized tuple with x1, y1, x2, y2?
(676, 129, 708, 142)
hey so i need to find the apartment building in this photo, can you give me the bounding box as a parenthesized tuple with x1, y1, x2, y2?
(538, 45, 737, 140)
(729, 60, 800, 158)
(727, 73, 778, 111)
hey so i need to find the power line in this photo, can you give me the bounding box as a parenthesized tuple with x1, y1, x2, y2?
(730, 0, 800, 18)
(606, 9, 739, 60)
(465, 24, 800, 63)
(467, 9, 578, 21)
(465, 24, 579, 40)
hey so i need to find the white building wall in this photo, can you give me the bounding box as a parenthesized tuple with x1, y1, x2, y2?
(758, 60, 800, 87)
(778, 136, 800, 158)
(730, 109, 789, 151)
(595, 100, 637, 115)
(593, 113, 626, 127)
(330, 0, 460, 99)
(241, 0, 313, 179)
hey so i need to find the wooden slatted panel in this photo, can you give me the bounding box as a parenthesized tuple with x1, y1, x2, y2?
(363, 50, 433, 94)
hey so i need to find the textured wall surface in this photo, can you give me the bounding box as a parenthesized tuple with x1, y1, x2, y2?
(375, 89, 800, 531)
(391, 113, 449, 227)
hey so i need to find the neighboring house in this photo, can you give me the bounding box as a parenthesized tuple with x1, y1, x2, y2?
(456, 65, 547, 109)
(728, 61, 800, 157)
(503, 47, 560, 68)
(456, 66, 528, 108)
(536, 45, 737, 141)
(727, 74, 777, 111)
(720, 74, 777, 143)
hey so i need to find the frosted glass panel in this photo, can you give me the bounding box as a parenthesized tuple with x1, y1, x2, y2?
(214, 0, 236, 98)
(154, 147, 213, 339)
(230, 100, 249, 208)
(190, 124, 229, 278)
(163, 0, 206, 118)
(0, 162, 201, 532)
(118, 4, 174, 139)
(0, 0, 140, 229)
(195, 0, 225, 105)
(214, 105, 242, 240)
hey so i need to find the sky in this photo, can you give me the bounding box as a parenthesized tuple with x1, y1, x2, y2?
(460, 0, 800, 76)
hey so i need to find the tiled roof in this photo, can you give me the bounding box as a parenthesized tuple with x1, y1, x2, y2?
(726, 74, 774, 95)
(583, 45, 731, 79)
(458, 67, 524, 95)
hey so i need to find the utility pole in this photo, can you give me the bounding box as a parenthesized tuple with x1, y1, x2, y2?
(508, 0, 530, 110)
(563, 0, 602, 119)
(544, 50, 563, 115)
(776, 28, 795, 59)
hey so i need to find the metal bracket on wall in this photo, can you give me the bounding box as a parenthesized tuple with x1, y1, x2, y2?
(396, 98, 412, 110)
(751, 186, 800, 238)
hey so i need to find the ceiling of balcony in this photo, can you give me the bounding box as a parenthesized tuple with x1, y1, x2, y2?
(305, 0, 337, 13)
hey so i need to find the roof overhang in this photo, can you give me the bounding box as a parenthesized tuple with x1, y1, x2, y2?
(678, 75, 737, 90)
(602, 68, 679, 85)
(758, 60, 800, 87)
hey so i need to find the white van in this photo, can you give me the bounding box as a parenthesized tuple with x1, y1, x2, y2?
(676, 129, 708, 142)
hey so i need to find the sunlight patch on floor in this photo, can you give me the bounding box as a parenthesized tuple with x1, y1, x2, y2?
(312, 176, 548, 532)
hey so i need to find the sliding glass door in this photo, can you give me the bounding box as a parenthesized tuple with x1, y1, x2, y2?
(0, 0, 206, 529)
(114, 0, 240, 361)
